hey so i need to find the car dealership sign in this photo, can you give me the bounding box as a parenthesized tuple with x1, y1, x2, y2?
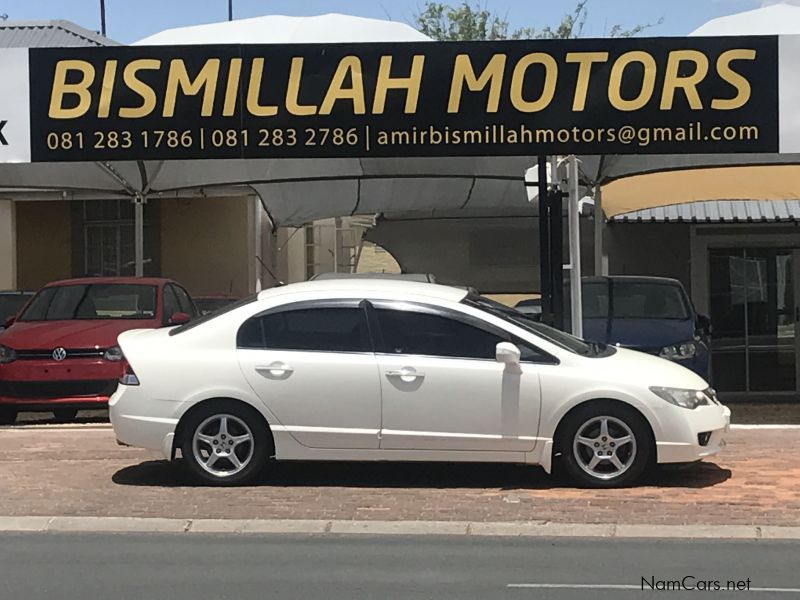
(0, 36, 789, 162)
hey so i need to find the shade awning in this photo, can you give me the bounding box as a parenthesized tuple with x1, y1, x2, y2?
(610, 198, 800, 223)
(581, 3, 800, 218)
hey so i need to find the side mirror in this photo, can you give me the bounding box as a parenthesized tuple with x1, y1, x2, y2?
(168, 312, 191, 325)
(496, 342, 521, 366)
(696, 314, 712, 336)
(3, 316, 14, 329)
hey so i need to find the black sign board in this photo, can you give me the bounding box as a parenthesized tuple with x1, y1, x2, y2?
(28, 37, 778, 162)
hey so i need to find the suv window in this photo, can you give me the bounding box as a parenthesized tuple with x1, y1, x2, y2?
(374, 308, 504, 360)
(238, 307, 371, 353)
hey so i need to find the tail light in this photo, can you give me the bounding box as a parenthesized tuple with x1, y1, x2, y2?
(119, 359, 140, 386)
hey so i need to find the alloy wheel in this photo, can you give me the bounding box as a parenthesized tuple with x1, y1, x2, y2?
(192, 413, 255, 478)
(572, 415, 637, 481)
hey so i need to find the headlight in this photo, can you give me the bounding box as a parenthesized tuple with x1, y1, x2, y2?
(659, 340, 698, 360)
(104, 346, 123, 362)
(650, 386, 713, 410)
(0, 344, 16, 365)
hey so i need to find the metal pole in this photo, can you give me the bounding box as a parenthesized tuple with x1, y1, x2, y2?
(593, 185, 607, 275)
(134, 194, 144, 277)
(100, 0, 107, 36)
(228, 0, 233, 21)
(568, 155, 583, 338)
(537, 155, 552, 325)
(254, 196, 263, 292)
(550, 157, 564, 332)
(333, 217, 341, 273)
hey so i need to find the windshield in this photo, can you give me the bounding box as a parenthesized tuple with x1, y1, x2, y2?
(195, 297, 240, 315)
(463, 294, 602, 356)
(19, 284, 157, 321)
(583, 281, 690, 320)
(170, 294, 258, 335)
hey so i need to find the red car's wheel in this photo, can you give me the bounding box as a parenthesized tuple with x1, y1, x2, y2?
(53, 408, 78, 423)
(0, 408, 17, 425)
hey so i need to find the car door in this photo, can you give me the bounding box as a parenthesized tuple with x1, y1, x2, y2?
(236, 300, 381, 449)
(370, 301, 544, 452)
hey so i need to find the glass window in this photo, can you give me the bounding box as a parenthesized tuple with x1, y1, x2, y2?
(0, 294, 32, 322)
(20, 284, 157, 321)
(375, 308, 504, 360)
(610, 282, 689, 320)
(171, 295, 257, 336)
(238, 307, 371, 352)
(163, 286, 180, 320)
(171, 285, 197, 317)
(463, 294, 601, 357)
(581, 281, 610, 318)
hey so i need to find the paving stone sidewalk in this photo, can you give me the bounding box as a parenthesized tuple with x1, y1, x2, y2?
(0, 426, 797, 525)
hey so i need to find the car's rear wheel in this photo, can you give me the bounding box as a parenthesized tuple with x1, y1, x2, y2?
(53, 408, 78, 423)
(0, 408, 17, 425)
(180, 401, 269, 486)
(558, 401, 653, 488)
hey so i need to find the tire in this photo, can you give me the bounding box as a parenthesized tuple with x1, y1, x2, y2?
(180, 401, 270, 486)
(557, 401, 653, 488)
(0, 408, 17, 425)
(53, 408, 78, 423)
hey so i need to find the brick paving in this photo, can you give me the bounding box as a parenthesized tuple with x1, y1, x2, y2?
(0, 426, 797, 525)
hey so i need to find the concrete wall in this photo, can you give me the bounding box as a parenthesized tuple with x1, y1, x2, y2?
(0, 200, 16, 289)
(605, 222, 692, 292)
(365, 215, 595, 294)
(356, 241, 401, 274)
(159, 196, 251, 297)
(15, 201, 72, 291)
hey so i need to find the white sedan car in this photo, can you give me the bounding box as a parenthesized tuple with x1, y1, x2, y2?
(110, 279, 730, 488)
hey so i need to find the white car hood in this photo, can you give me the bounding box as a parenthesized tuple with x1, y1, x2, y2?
(591, 346, 709, 390)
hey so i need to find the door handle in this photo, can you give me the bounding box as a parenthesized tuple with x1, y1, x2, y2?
(385, 368, 425, 380)
(255, 362, 294, 377)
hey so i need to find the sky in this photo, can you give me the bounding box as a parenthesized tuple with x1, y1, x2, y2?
(0, 0, 779, 43)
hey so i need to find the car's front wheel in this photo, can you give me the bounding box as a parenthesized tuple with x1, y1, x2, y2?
(558, 401, 653, 488)
(180, 401, 270, 486)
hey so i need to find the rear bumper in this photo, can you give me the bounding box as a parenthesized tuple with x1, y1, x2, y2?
(109, 384, 179, 460)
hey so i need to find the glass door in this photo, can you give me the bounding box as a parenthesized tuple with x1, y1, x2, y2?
(708, 248, 796, 396)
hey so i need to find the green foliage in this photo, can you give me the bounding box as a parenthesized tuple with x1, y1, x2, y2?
(414, 1, 662, 41)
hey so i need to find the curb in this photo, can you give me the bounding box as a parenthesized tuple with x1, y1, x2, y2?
(1, 517, 799, 539)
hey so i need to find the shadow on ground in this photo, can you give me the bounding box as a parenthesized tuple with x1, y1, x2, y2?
(14, 410, 109, 426)
(112, 458, 731, 490)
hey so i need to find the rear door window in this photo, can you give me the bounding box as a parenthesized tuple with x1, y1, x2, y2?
(238, 306, 371, 353)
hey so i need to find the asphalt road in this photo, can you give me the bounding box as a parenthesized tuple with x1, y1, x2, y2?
(1, 534, 798, 599)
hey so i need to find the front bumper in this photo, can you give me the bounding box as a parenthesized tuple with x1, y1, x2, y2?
(656, 404, 731, 464)
(0, 358, 122, 410)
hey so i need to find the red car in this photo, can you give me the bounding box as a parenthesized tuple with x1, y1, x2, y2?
(0, 277, 197, 424)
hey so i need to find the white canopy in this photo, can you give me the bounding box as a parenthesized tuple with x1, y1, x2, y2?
(692, 1, 800, 36)
(135, 13, 430, 45)
(583, 2, 800, 218)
